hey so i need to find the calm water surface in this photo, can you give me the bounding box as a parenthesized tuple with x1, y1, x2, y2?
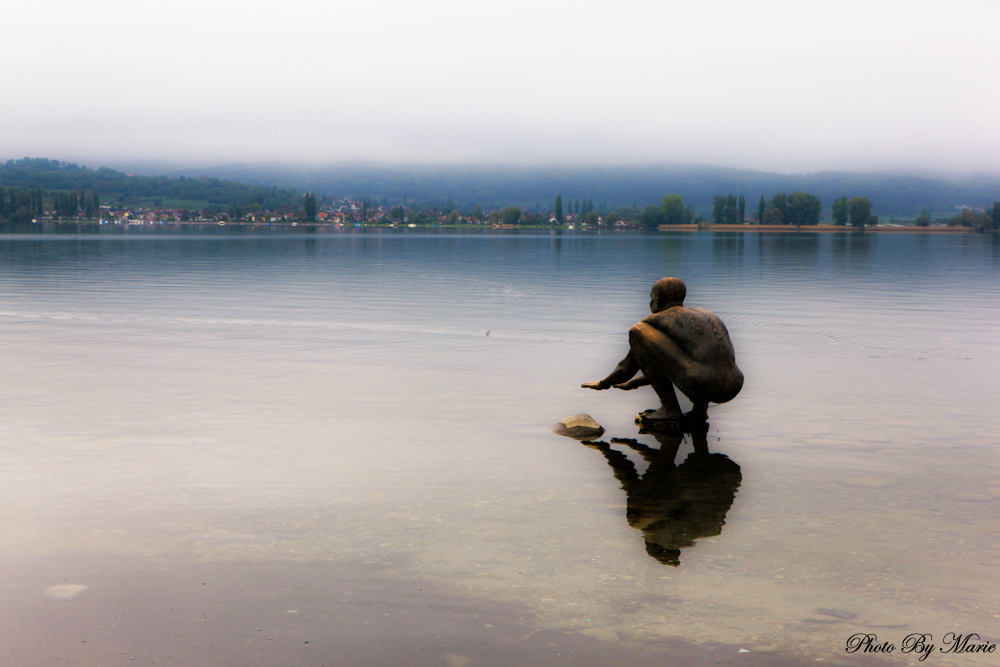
(0, 229, 997, 665)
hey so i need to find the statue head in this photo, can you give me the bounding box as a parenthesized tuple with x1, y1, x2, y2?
(650, 277, 686, 313)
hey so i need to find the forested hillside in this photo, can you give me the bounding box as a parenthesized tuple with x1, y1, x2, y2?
(0, 158, 302, 211)
(153, 162, 1000, 217)
(5, 157, 1000, 219)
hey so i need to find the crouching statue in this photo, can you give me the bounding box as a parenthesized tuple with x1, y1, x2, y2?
(582, 277, 743, 431)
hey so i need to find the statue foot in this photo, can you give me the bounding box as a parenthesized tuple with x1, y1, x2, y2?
(635, 409, 684, 433)
(688, 403, 709, 424)
(642, 406, 683, 421)
(635, 409, 709, 434)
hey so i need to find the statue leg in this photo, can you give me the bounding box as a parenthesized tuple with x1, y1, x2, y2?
(628, 323, 684, 420)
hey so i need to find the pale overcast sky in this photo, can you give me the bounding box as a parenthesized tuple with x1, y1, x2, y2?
(4, 0, 999, 173)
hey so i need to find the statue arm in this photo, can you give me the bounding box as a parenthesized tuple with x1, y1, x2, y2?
(613, 374, 649, 390)
(582, 352, 639, 390)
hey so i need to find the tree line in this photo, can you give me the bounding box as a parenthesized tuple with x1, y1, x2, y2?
(629, 191, 883, 229)
(0, 187, 44, 221)
(932, 204, 1000, 231)
(759, 192, 824, 227)
(0, 185, 105, 222)
(711, 192, 870, 228)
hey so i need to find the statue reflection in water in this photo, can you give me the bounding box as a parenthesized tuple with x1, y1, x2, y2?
(582, 427, 741, 566)
(575, 277, 743, 564)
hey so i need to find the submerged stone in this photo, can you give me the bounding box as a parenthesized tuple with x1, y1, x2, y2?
(553, 414, 605, 440)
(578, 626, 618, 642)
(45, 584, 88, 600)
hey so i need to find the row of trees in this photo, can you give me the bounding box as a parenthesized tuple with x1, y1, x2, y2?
(758, 192, 824, 227)
(638, 195, 696, 228)
(303, 193, 318, 222)
(0, 186, 102, 222)
(937, 204, 1000, 231)
(0, 187, 44, 221)
(830, 197, 876, 227)
(553, 194, 602, 223)
(52, 189, 101, 219)
(709, 191, 864, 228)
(616, 191, 827, 229)
(713, 195, 746, 225)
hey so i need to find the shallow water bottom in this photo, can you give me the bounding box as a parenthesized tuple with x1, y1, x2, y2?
(4, 421, 997, 667)
(2, 553, 899, 667)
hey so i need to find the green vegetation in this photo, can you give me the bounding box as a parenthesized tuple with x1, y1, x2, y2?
(502, 206, 522, 225)
(786, 192, 822, 228)
(915, 208, 931, 227)
(660, 194, 691, 225)
(849, 197, 873, 228)
(831, 197, 849, 226)
(0, 186, 43, 221)
(0, 157, 302, 214)
(711, 191, 819, 227)
(303, 193, 318, 222)
(712, 194, 740, 224)
(639, 194, 694, 228)
(945, 206, 997, 231)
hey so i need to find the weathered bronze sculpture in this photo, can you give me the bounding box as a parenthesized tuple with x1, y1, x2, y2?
(582, 277, 743, 431)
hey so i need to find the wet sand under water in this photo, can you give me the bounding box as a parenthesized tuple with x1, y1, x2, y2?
(1, 554, 897, 667)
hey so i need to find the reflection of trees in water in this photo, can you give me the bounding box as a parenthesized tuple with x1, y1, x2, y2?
(759, 232, 821, 267)
(831, 231, 875, 269)
(584, 431, 741, 566)
(711, 232, 745, 269)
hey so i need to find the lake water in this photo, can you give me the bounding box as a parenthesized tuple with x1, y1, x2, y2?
(0, 229, 997, 666)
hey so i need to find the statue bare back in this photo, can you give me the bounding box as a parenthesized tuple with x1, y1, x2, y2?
(582, 277, 743, 429)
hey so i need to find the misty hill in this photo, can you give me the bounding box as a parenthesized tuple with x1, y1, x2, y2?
(0, 158, 303, 211)
(143, 162, 1000, 217)
(5, 157, 1000, 218)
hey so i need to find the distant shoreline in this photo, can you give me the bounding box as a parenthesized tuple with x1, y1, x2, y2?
(0, 220, 982, 234)
(659, 223, 974, 234)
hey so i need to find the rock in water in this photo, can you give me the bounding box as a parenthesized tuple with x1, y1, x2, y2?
(45, 585, 88, 600)
(553, 414, 605, 440)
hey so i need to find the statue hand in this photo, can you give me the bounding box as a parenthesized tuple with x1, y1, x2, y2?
(581, 381, 607, 390)
(612, 382, 635, 390)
